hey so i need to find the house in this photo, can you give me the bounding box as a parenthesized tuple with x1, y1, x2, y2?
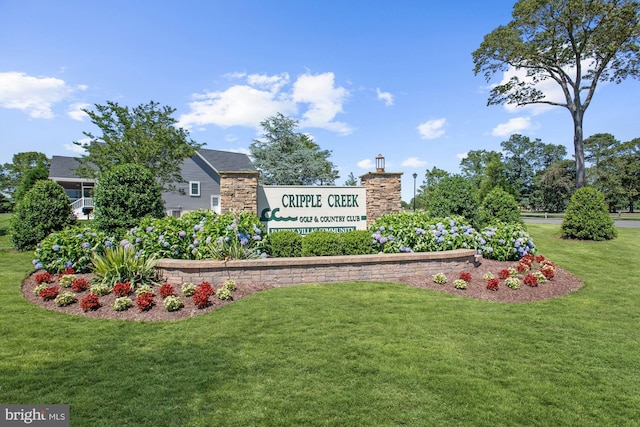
(49, 149, 256, 219)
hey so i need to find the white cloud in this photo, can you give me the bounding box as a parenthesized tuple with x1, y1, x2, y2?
(67, 102, 91, 121)
(491, 117, 531, 137)
(179, 71, 352, 135)
(292, 72, 352, 134)
(357, 159, 374, 169)
(402, 157, 427, 167)
(376, 88, 394, 106)
(417, 118, 446, 139)
(0, 71, 73, 118)
(456, 152, 468, 160)
(63, 142, 87, 154)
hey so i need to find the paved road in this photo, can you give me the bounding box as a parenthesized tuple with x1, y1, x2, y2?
(524, 218, 640, 228)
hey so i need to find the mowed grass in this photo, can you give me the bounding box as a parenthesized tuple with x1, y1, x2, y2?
(1, 217, 640, 426)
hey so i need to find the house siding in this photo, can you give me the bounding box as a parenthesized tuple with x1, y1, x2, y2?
(162, 156, 221, 214)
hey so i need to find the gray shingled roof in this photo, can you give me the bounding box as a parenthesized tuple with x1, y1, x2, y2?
(49, 149, 255, 180)
(196, 148, 256, 172)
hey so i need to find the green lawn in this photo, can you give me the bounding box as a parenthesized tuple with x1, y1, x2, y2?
(1, 221, 640, 426)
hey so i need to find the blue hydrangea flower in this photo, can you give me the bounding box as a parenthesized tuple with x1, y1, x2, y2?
(52, 244, 60, 252)
(179, 230, 186, 238)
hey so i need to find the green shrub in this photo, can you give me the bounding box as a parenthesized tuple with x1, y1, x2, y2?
(478, 187, 522, 227)
(112, 297, 133, 311)
(90, 283, 111, 296)
(181, 283, 196, 297)
(92, 164, 165, 236)
(163, 295, 183, 312)
(10, 180, 76, 251)
(340, 230, 375, 255)
(91, 245, 161, 289)
(58, 274, 76, 288)
(301, 230, 343, 257)
(561, 187, 617, 241)
(33, 226, 112, 273)
(126, 210, 265, 260)
(265, 230, 303, 257)
(55, 291, 77, 307)
(135, 284, 154, 296)
(216, 287, 232, 301)
(428, 176, 480, 226)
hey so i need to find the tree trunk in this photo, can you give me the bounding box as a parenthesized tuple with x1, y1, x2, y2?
(573, 110, 586, 188)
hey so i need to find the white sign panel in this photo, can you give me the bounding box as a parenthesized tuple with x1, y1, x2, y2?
(258, 186, 367, 234)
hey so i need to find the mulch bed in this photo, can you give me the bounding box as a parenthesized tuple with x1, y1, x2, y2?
(21, 258, 583, 321)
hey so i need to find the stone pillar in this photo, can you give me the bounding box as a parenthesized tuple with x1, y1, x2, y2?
(220, 171, 259, 214)
(360, 172, 403, 224)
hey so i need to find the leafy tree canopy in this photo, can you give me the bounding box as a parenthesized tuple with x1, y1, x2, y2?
(473, 0, 640, 188)
(74, 101, 202, 190)
(344, 172, 358, 186)
(0, 152, 50, 197)
(250, 113, 339, 185)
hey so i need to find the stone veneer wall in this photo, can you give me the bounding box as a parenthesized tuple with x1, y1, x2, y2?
(157, 249, 480, 287)
(360, 172, 403, 224)
(219, 171, 259, 214)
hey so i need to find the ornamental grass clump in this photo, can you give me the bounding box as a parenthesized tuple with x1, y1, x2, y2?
(91, 245, 160, 290)
(55, 291, 76, 307)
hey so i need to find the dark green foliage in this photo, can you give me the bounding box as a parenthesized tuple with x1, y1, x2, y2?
(0, 193, 12, 213)
(478, 187, 522, 227)
(561, 187, 617, 241)
(9, 180, 75, 250)
(428, 176, 480, 226)
(265, 230, 303, 257)
(0, 151, 50, 198)
(12, 160, 50, 203)
(301, 230, 343, 257)
(340, 230, 374, 255)
(93, 164, 165, 236)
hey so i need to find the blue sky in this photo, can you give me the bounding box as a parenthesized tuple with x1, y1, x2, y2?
(1, 0, 638, 202)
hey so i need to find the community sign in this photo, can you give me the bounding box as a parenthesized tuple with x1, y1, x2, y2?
(257, 186, 367, 235)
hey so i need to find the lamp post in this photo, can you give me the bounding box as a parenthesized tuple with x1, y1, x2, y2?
(375, 154, 385, 173)
(412, 173, 417, 212)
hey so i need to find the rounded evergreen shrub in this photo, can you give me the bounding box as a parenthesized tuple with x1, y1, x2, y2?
(428, 176, 480, 226)
(301, 230, 343, 257)
(93, 164, 165, 236)
(10, 180, 76, 251)
(561, 187, 617, 241)
(265, 230, 303, 257)
(341, 230, 375, 255)
(478, 187, 523, 227)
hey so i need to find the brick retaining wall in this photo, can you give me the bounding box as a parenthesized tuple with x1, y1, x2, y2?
(156, 249, 481, 287)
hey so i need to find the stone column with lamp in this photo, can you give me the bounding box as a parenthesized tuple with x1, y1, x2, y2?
(359, 154, 403, 225)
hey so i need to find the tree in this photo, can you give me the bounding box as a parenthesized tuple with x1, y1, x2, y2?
(414, 167, 451, 211)
(250, 113, 339, 185)
(473, 0, 640, 188)
(584, 133, 620, 183)
(9, 180, 75, 251)
(92, 164, 165, 236)
(0, 152, 50, 198)
(531, 160, 576, 212)
(12, 160, 50, 203)
(500, 134, 566, 202)
(459, 149, 511, 199)
(75, 101, 202, 190)
(617, 137, 640, 212)
(429, 175, 480, 225)
(344, 172, 358, 186)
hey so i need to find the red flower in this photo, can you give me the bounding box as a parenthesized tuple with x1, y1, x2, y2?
(196, 282, 214, 297)
(39, 285, 60, 301)
(80, 293, 101, 312)
(524, 273, 538, 287)
(113, 282, 132, 297)
(534, 255, 546, 263)
(522, 254, 534, 263)
(71, 277, 90, 292)
(498, 269, 510, 279)
(61, 267, 75, 275)
(193, 284, 213, 309)
(159, 283, 176, 299)
(35, 271, 54, 284)
(459, 272, 472, 282)
(516, 262, 530, 273)
(135, 293, 155, 311)
(486, 278, 499, 291)
(541, 266, 555, 280)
